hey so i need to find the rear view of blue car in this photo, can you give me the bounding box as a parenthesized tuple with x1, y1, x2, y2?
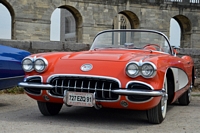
(0, 44, 30, 90)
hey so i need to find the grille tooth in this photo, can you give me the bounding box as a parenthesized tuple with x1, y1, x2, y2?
(87, 81, 90, 93)
(102, 82, 105, 98)
(95, 81, 97, 94)
(67, 80, 70, 89)
(61, 80, 64, 94)
(109, 83, 112, 98)
(80, 81, 83, 92)
(55, 80, 58, 94)
(49, 76, 119, 100)
(74, 80, 77, 91)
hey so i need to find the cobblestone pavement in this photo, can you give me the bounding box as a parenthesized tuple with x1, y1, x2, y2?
(0, 92, 200, 133)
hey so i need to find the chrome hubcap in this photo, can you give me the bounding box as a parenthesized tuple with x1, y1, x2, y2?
(161, 92, 168, 117)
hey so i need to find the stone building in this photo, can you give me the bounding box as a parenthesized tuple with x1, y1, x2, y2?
(0, 0, 200, 48)
(1, 0, 200, 79)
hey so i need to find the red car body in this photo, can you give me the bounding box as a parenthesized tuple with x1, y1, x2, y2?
(19, 29, 195, 124)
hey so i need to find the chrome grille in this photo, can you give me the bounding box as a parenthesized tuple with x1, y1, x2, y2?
(49, 76, 120, 100)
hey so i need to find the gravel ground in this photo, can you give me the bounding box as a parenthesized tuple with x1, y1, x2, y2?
(0, 92, 200, 133)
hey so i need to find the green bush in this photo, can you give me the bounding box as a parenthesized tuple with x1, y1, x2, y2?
(0, 86, 24, 94)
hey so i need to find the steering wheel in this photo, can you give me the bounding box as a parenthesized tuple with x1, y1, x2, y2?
(143, 44, 164, 52)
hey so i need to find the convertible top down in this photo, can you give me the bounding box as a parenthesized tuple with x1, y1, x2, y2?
(19, 29, 195, 124)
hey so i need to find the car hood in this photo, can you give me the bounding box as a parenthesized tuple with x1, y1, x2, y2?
(60, 50, 164, 62)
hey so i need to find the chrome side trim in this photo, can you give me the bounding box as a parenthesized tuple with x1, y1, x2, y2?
(0, 75, 24, 80)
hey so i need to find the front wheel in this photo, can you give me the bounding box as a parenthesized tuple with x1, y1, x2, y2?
(147, 78, 168, 124)
(37, 101, 63, 116)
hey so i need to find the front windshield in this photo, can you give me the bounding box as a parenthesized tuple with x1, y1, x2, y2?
(90, 30, 172, 54)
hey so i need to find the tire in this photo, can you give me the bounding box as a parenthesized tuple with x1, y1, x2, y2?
(37, 101, 63, 116)
(178, 88, 191, 106)
(147, 78, 168, 124)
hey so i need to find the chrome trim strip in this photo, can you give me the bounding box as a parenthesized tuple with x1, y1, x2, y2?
(93, 97, 121, 102)
(0, 75, 24, 80)
(18, 82, 54, 89)
(112, 89, 165, 96)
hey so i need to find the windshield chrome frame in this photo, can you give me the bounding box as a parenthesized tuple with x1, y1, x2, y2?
(90, 29, 173, 55)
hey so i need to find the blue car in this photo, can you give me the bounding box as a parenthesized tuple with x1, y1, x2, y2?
(0, 44, 30, 90)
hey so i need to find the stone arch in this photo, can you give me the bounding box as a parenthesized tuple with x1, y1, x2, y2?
(119, 10, 140, 29)
(113, 10, 140, 29)
(0, 1, 15, 39)
(173, 15, 191, 48)
(58, 5, 83, 43)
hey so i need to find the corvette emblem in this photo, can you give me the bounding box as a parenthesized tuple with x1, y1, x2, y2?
(81, 64, 93, 71)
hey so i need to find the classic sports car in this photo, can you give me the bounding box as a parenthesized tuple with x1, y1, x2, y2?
(18, 29, 195, 124)
(0, 44, 30, 90)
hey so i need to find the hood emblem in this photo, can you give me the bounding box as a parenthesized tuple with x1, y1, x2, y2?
(81, 64, 93, 71)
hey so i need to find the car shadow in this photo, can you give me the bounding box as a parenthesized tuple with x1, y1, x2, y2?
(0, 103, 10, 107)
(46, 106, 160, 126)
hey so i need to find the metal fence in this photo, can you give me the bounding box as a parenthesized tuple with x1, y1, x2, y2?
(139, 0, 200, 4)
(164, 0, 200, 4)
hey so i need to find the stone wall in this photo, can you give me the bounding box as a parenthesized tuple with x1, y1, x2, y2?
(0, 39, 199, 78)
(0, 39, 90, 53)
(1, 0, 200, 48)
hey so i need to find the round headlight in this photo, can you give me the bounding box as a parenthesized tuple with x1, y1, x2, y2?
(141, 63, 156, 78)
(34, 58, 48, 73)
(126, 63, 139, 78)
(22, 58, 33, 72)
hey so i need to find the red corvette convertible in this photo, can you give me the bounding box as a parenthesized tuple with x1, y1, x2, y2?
(19, 29, 195, 124)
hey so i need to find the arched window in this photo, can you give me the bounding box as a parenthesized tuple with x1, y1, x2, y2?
(50, 8, 61, 41)
(0, 3, 11, 39)
(50, 8, 76, 42)
(62, 9, 76, 42)
(169, 18, 181, 47)
(120, 16, 127, 29)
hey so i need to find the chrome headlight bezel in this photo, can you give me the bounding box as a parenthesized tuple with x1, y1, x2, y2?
(126, 61, 157, 78)
(141, 62, 157, 78)
(126, 62, 140, 78)
(34, 57, 48, 73)
(22, 57, 34, 72)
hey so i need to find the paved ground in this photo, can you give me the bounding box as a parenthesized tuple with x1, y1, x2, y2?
(0, 92, 200, 133)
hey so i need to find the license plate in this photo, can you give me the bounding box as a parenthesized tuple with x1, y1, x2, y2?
(67, 92, 93, 107)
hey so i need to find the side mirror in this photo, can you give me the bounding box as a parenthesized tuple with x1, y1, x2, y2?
(171, 46, 179, 55)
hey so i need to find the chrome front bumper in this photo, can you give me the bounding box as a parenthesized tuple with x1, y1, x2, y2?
(18, 82, 166, 97)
